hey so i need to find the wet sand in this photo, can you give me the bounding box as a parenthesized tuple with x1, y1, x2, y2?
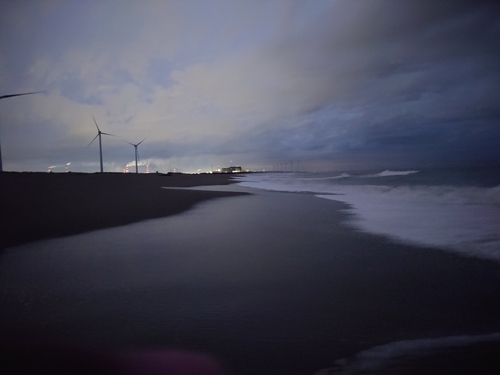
(0, 172, 244, 250)
(1, 173, 500, 374)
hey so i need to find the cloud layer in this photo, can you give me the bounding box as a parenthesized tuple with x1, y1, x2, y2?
(1, 0, 499, 172)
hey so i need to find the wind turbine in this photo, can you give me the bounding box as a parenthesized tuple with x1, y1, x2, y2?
(127, 137, 146, 174)
(87, 115, 115, 173)
(0, 91, 43, 172)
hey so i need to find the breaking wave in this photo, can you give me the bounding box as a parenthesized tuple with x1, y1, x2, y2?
(362, 170, 420, 177)
(305, 173, 352, 181)
(318, 332, 500, 375)
(237, 173, 500, 262)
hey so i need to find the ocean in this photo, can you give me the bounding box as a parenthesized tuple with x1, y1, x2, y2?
(235, 167, 500, 373)
(236, 167, 500, 262)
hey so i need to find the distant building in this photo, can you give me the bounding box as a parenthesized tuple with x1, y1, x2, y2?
(215, 166, 243, 173)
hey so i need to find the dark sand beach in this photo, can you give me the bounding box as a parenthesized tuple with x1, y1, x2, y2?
(1, 172, 500, 374)
(0, 172, 243, 250)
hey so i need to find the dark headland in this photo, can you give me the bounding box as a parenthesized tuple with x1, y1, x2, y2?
(0, 172, 245, 250)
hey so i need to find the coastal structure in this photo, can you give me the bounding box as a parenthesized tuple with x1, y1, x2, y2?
(214, 166, 243, 173)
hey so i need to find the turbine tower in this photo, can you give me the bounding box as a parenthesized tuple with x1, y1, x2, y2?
(87, 115, 114, 173)
(0, 91, 42, 172)
(127, 137, 146, 174)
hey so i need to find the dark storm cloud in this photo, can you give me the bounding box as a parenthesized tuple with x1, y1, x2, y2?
(1, 0, 499, 172)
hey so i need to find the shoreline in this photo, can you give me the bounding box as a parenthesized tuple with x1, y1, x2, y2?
(0, 172, 246, 250)
(1, 173, 500, 374)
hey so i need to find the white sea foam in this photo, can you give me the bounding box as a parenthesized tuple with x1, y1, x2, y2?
(319, 332, 500, 375)
(306, 172, 352, 180)
(236, 173, 336, 194)
(237, 173, 500, 262)
(365, 169, 420, 177)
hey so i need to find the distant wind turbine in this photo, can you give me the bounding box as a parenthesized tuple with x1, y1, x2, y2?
(127, 137, 146, 174)
(0, 91, 43, 172)
(87, 115, 115, 173)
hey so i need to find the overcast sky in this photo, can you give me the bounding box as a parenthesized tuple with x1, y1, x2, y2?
(1, 0, 499, 173)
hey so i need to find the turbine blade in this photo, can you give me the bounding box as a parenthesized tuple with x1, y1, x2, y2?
(92, 115, 101, 132)
(86, 134, 99, 148)
(101, 132, 116, 137)
(0, 91, 43, 100)
(137, 137, 147, 146)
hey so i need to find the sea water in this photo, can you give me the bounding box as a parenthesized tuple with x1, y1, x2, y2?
(236, 167, 500, 262)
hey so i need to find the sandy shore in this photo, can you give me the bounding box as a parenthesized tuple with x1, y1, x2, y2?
(1, 172, 499, 374)
(0, 172, 245, 250)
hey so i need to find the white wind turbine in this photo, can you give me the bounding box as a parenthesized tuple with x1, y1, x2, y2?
(0, 91, 43, 172)
(87, 115, 115, 173)
(127, 137, 146, 174)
